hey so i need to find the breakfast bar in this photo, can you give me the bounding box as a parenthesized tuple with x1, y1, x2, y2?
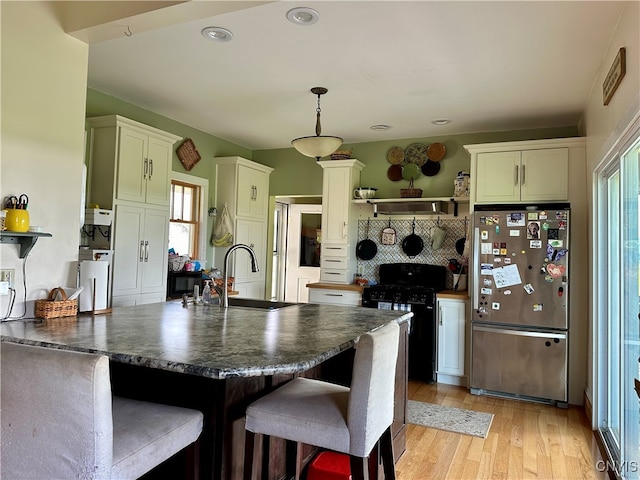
(1, 301, 412, 479)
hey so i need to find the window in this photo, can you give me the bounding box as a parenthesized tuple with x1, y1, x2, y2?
(169, 180, 201, 258)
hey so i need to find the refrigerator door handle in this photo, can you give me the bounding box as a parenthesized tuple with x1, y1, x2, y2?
(472, 226, 480, 310)
(473, 325, 566, 339)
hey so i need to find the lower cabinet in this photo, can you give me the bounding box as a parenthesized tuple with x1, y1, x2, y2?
(111, 204, 169, 306)
(308, 286, 362, 306)
(437, 298, 467, 385)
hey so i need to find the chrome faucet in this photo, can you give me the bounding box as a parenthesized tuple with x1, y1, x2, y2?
(212, 244, 259, 308)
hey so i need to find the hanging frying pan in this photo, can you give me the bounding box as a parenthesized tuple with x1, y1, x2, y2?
(401, 219, 424, 257)
(356, 219, 378, 260)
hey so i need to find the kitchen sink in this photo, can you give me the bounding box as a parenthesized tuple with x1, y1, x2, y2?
(227, 298, 297, 310)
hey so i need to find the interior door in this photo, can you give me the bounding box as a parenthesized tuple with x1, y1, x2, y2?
(285, 204, 322, 303)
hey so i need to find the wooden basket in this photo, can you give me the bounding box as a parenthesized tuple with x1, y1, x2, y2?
(35, 287, 78, 319)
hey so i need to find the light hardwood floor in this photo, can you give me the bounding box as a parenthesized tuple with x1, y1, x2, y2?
(396, 381, 608, 480)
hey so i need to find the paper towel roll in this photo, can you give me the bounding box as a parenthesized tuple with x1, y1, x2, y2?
(79, 261, 109, 312)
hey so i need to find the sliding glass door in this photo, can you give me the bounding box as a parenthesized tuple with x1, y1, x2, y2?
(597, 130, 640, 478)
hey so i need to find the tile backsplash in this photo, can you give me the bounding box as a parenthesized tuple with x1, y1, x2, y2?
(356, 217, 469, 289)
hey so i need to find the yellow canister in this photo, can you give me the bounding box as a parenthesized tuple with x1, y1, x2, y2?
(5, 209, 29, 232)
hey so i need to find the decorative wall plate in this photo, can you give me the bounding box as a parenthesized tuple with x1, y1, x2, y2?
(404, 143, 428, 166)
(387, 146, 404, 165)
(427, 142, 446, 162)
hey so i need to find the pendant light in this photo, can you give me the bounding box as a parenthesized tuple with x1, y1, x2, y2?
(291, 87, 343, 161)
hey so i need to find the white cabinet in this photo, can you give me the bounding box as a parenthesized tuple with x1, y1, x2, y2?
(86, 115, 181, 208)
(111, 204, 169, 304)
(437, 298, 466, 384)
(466, 138, 585, 205)
(308, 287, 362, 306)
(213, 157, 273, 299)
(474, 148, 568, 203)
(318, 160, 364, 284)
(86, 115, 180, 307)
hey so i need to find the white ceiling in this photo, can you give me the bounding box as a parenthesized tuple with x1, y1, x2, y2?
(82, 1, 626, 151)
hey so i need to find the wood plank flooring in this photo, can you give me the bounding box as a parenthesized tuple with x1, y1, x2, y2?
(396, 381, 607, 480)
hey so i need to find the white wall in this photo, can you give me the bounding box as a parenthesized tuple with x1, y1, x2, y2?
(1, 2, 89, 317)
(582, 0, 640, 406)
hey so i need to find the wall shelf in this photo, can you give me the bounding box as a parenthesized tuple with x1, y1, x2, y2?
(0, 231, 52, 258)
(353, 197, 469, 217)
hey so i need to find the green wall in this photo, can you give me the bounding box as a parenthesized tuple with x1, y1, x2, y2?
(86, 87, 578, 289)
(254, 127, 579, 198)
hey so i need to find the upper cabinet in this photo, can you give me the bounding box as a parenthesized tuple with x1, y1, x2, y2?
(466, 138, 585, 206)
(86, 115, 181, 209)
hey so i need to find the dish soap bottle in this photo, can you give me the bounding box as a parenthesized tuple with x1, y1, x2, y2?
(202, 280, 212, 306)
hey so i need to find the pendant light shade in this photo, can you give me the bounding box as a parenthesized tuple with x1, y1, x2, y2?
(291, 87, 343, 161)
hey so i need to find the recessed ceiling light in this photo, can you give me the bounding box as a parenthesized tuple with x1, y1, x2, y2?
(370, 124, 392, 131)
(286, 7, 320, 25)
(201, 27, 233, 42)
(431, 119, 450, 125)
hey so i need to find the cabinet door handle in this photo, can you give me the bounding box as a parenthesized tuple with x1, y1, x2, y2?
(326, 259, 341, 263)
(144, 241, 149, 261)
(326, 247, 342, 251)
(514, 165, 519, 186)
(144, 158, 148, 179)
(149, 159, 153, 180)
(325, 272, 340, 276)
(139, 241, 145, 262)
(521, 164, 525, 185)
(327, 293, 343, 297)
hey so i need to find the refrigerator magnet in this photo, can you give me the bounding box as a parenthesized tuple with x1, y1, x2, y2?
(481, 263, 493, 275)
(509, 229, 520, 236)
(530, 240, 542, 249)
(481, 230, 489, 240)
(546, 263, 566, 278)
(493, 249, 500, 255)
(481, 242, 492, 254)
(481, 287, 493, 295)
(527, 212, 539, 220)
(524, 283, 535, 294)
(507, 213, 524, 226)
(492, 302, 500, 310)
(548, 239, 563, 248)
(500, 248, 508, 255)
(533, 303, 543, 312)
(503, 289, 512, 295)
(539, 211, 548, 220)
(504, 258, 512, 264)
(483, 278, 493, 286)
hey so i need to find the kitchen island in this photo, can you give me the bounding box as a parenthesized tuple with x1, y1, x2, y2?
(1, 301, 411, 480)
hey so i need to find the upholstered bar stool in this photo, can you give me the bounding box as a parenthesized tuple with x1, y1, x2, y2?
(1, 342, 204, 480)
(243, 321, 400, 480)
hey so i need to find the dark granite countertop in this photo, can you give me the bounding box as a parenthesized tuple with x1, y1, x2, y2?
(0, 302, 411, 380)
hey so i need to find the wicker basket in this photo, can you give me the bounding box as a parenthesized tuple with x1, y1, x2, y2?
(35, 287, 78, 319)
(400, 179, 423, 198)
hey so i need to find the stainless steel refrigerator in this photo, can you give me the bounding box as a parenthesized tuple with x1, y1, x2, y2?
(470, 204, 569, 406)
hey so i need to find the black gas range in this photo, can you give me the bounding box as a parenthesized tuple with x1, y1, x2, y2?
(362, 263, 447, 383)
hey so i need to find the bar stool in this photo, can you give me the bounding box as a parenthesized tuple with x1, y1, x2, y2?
(243, 321, 400, 480)
(1, 342, 204, 479)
